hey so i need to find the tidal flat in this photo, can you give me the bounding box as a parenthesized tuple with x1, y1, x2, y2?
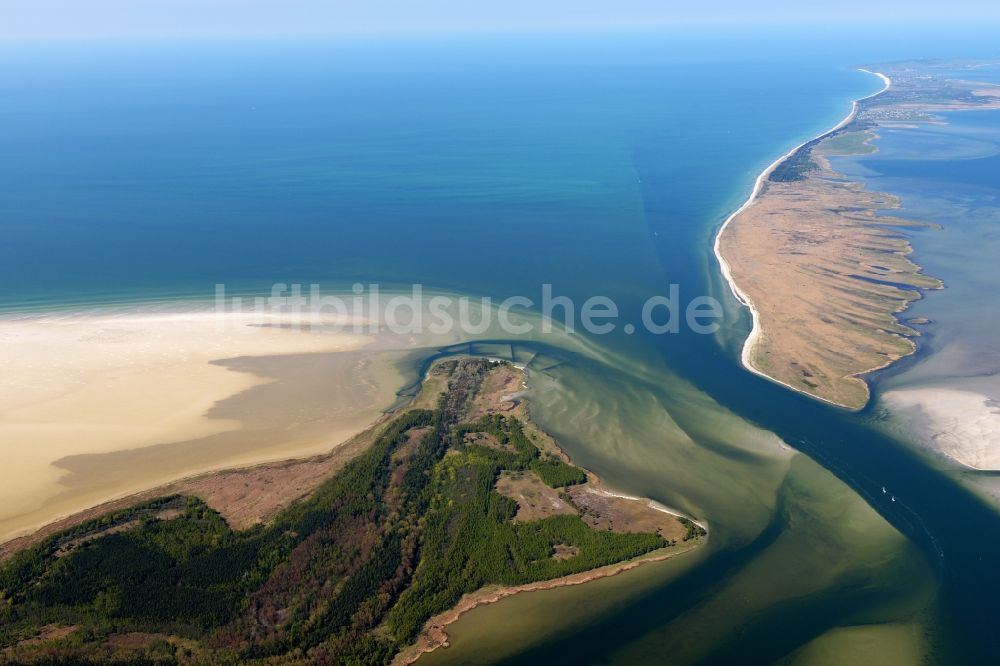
(827, 79, 1000, 500)
(0, 308, 406, 541)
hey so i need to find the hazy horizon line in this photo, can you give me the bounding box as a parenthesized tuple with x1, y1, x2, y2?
(5, 16, 1000, 45)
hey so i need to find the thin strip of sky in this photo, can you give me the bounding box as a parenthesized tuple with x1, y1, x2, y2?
(4, 0, 1000, 41)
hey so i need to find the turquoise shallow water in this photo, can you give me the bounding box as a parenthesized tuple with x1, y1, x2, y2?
(3, 30, 1000, 663)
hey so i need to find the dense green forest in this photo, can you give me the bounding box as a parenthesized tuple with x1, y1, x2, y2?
(0, 359, 669, 665)
(768, 141, 820, 182)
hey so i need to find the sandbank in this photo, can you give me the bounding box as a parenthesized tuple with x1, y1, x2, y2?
(880, 387, 1000, 470)
(0, 309, 403, 541)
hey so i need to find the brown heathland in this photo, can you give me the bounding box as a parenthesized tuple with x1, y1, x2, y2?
(716, 64, 1000, 409)
(719, 153, 941, 409)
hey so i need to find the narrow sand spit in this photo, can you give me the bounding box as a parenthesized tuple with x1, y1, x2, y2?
(713, 69, 891, 408)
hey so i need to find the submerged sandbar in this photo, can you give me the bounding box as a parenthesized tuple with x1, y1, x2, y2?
(0, 309, 404, 541)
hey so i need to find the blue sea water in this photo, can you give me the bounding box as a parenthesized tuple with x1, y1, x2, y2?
(0, 36, 862, 310)
(4, 27, 1000, 663)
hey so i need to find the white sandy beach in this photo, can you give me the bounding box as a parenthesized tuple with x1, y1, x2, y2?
(0, 309, 402, 541)
(585, 487, 708, 531)
(713, 69, 891, 408)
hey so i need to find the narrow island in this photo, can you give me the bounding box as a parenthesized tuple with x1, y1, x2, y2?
(0, 357, 705, 665)
(716, 61, 1000, 410)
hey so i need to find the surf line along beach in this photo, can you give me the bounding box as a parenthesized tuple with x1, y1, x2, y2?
(712, 69, 891, 407)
